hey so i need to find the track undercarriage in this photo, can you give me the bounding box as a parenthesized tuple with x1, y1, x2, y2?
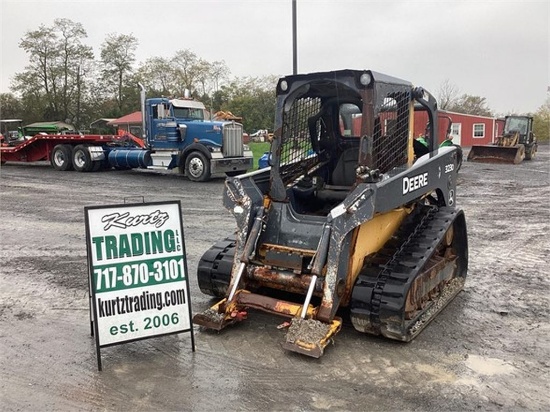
(350, 205, 467, 341)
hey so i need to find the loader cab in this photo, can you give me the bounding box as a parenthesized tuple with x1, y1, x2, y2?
(267, 70, 418, 216)
(503, 116, 534, 144)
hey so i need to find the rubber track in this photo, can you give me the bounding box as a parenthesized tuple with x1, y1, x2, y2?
(350, 205, 462, 340)
(197, 235, 236, 297)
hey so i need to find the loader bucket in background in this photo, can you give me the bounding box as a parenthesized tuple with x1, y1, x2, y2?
(467, 144, 525, 164)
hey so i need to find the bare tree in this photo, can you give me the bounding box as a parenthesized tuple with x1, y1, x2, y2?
(437, 79, 460, 110)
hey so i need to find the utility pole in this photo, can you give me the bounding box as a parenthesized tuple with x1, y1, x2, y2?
(292, 0, 297, 74)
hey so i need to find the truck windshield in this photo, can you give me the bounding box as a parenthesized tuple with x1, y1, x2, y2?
(504, 117, 528, 135)
(173, 107, 204, 121)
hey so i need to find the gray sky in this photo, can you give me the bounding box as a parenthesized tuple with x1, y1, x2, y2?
(1, 0, 548, 115)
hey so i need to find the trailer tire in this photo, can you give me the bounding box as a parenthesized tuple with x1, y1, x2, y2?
(185, 151, 211, 182)
(73, 144, 93, 172)
(51, 144, 74, 171)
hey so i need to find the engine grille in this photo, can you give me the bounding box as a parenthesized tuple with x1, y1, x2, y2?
(223, 123, 244, 157)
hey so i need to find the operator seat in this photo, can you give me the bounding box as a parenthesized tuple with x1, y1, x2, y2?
(315, 147, 358, 202)
(331, 147, 358, 187)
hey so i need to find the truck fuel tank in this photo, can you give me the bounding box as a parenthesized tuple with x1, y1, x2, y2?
(108, 148, 152, 169)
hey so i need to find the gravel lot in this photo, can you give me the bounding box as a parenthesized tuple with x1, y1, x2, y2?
(1, 145, 549, 411)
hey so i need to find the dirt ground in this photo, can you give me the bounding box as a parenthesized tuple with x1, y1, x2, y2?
(1, 145, 549, 411)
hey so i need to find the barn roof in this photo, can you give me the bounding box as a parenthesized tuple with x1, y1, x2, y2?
(108, 111, 142, 126)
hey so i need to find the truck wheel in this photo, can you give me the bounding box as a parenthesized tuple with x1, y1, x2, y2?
(185, 152, 211, 182)
(73, 144, 93, 172)
(51, 144, 74, 171)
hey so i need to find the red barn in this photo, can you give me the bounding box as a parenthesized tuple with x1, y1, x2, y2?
(107, 111, 143, 137)
(413, 110, 501, 147)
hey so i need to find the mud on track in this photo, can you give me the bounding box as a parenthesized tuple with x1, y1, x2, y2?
(1, 146, 549, 411)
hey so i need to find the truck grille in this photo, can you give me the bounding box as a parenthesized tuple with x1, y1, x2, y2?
(223, 123, 244, 157)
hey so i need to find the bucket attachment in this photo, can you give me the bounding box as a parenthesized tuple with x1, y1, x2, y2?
(193, 290, 343, 357)
(467, 144, 525, 164)
(282, 317, 342, 358)
(192, 298, 243, 330)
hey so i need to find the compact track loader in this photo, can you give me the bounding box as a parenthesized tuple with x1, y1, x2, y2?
(193, 70, 468, 357)
(467, 115, 537, 164)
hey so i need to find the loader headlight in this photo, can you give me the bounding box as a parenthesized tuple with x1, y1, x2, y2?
(360, 72, 372, 86)
(280, 80, 289, 91)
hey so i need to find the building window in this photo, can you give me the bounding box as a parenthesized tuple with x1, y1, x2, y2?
(473, 123, 485, 138)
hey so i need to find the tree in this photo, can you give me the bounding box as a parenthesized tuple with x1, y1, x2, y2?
(12, 19, 94, 128)
(15, 24, 59, 119)
(532, 98, 550, 142)
(0, 93, 24, 120)
(136, 57, 176, 96)
(171, 49, 200, 96)
(448, 94, 493, 117)
(100, 33, 138, 114)
(220, 76, 277, 132)
(56, 18, 94, 128)
(210, 60, 230, 93)
(437, 79, 460, 110)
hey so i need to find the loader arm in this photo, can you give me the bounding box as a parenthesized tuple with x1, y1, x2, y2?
(317, 145, 460, 321)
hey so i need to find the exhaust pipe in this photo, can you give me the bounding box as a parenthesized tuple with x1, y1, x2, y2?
(138, 83, 146, 141)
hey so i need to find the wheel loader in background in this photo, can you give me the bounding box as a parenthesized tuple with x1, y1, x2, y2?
(467, 115, 537, 164)
(193, 70, 468, 358)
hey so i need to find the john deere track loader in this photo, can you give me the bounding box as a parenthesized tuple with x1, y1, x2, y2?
(467, 115, 537, 164)
(193, 70, 468, 357)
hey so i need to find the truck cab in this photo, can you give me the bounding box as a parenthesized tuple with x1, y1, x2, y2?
(141, 91, 253, 181)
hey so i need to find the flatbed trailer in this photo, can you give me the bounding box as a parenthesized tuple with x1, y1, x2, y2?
(0, 133, 146, 172)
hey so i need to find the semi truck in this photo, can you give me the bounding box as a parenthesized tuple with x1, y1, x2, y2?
(0, 85, 253, 181)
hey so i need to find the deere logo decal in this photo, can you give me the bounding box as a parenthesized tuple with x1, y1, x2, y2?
(403, 172, 428, 195)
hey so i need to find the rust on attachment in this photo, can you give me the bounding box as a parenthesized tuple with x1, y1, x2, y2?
(250, 266, 323, 296)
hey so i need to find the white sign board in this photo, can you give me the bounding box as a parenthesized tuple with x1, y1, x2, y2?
(85, 201, 194, 369)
